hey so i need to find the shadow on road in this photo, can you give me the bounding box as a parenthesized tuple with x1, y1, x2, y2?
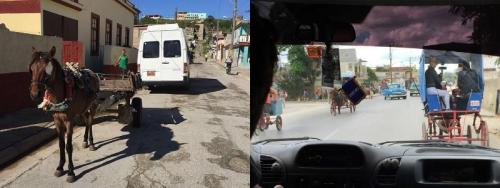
(0, 108, 51, 130)
(72, 107, 185, 182)
(149, 78, 226, 95)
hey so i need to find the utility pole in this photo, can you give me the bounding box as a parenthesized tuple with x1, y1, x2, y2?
(389, 44, 393, 83)
(230, 0, 237, 63)
(409, 57, 412, 82)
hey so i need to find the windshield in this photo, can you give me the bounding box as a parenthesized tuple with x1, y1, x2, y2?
(251, 5, 500, 150)
(388, 84, 401, 89)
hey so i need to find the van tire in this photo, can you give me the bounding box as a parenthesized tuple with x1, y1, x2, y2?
(182, 76, 190, 89)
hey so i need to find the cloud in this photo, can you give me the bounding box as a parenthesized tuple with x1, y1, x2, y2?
(352, 6, 473, 48)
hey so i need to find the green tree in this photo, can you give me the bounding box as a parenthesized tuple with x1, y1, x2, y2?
(140, 17, 158, 24)
(367, 68, 379, 82)
(450, 6, 500, 55)
(204, 15, 216, 31)
(275, 45, 319, 99)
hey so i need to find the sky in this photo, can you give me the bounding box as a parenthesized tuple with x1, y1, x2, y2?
(130, 0, 250, 19)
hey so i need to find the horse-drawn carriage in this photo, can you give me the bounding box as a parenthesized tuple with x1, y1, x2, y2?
(419, 49, 489, 146)
(330, 76, 358, 116)
(257, 97, 284, 132)
(330, 88, 356, 116)
(95, 72, 143, 127)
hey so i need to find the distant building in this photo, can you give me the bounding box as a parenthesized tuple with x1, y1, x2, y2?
(232, 21, 249, 69)
(186, 12, 207, 20)
(144, 14, 162, 20)
(374, 66, 417, 85)
(176, 11, 187, 20)
(132, 25, 148, 49)
(176, 11, 207, 20)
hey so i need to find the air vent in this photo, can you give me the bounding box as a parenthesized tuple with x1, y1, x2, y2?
(376, 158, 401, 187)
(260, 155, 283, 187)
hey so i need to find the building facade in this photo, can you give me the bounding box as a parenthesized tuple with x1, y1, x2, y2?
(0, 0, 140, 71)
(232, 21, 249, 69)
(176, 11, 207, 20)
(186, 12, 207, 20)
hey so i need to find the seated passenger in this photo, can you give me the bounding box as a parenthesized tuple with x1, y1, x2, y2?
(457, 60, 480, 97)
(425, 58, 450, 110)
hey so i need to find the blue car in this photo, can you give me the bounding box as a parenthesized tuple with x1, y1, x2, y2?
(382, 83, 407, 100)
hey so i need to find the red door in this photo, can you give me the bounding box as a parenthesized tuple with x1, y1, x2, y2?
(62, 41, 83, 67)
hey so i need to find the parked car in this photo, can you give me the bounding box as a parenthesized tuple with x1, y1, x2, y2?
(409, 82, 419, 96)
(382, 83, 407, 100)
(138, 24, 190, 89)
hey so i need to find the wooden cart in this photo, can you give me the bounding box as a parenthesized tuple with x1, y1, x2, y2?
(95, 73, 143, 127)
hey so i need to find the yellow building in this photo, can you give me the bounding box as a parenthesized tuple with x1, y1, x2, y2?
(0, 0, 140, 71)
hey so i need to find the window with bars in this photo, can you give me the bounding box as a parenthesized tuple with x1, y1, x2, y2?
(105, 19, 112, 45)
(91, 13, 100, 56)
(116, 24, 122, 46)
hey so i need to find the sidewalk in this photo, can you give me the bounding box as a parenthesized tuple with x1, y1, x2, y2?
(0, 108, 54, 169)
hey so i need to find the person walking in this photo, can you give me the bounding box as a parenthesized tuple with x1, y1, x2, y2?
(205, 53, 208, 62)
(225, 56, 233, 75)
(115, 49, 128, 78)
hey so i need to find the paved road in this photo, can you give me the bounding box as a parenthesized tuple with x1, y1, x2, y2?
(252, 95, 426, 144)
(0, 61, 250, 188)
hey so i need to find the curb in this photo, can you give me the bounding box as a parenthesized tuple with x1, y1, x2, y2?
(0, 122, 56, 170)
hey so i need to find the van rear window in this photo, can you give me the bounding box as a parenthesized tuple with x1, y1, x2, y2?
(143, 41, 159, 58)
(164, 40, 181, 58)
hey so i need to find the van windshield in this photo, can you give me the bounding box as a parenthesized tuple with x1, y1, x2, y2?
(143, 41, 159, 58)
(164, 40, 181, 58)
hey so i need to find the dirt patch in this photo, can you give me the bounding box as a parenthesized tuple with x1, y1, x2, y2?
(162, 150, 191, 163)
(203, 174, 228, 188)
(207, 117, 223, 125)
(201, 137, 249, 174)
(236, 126, 249, 130)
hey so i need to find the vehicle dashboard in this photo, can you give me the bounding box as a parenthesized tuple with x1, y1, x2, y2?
(251, 139, 500, 188)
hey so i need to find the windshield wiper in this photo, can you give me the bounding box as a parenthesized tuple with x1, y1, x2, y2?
(251, 137, 321, 144)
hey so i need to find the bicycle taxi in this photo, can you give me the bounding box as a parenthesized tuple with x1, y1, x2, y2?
(419, 49, 489, 146)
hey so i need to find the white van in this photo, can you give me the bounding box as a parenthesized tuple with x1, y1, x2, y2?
(138, 24, 190, 88)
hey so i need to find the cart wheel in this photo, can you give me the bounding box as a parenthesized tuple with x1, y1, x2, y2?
(131, 97, 142, 127)
(467, 125, 472, 144)
(276, 116, 282, 131)
(384, 96, 387, 100)
(422, 122, 428, 140)
(403, 96, 407, 99)
(480, 122, 489, 147)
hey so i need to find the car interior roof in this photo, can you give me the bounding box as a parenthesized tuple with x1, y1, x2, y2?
(253, 0, 500, 56)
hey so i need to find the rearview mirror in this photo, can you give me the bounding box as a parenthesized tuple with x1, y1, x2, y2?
(280, 22, 356, 44)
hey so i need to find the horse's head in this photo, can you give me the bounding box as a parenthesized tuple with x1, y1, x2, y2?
(29, 46, 57, 102)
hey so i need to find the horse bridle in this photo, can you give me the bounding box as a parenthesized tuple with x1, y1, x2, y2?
(30, 54, 54, 90)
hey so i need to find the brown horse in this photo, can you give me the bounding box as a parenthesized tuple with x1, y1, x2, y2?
(29, 46, 99, 183)
(330, 89, 354, 116)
